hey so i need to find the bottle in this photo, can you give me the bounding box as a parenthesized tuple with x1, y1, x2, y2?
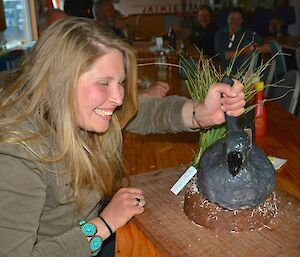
(179, 39, 188, 57)
(192, 3, 198, 13)
(167, 27, 176, 50)
(254, 81, 267, 137)
(156, 51, 168, 81)
(178, 40, 187, 78)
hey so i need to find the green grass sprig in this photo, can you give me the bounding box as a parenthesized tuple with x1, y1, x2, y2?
(180, 48, 282, 167)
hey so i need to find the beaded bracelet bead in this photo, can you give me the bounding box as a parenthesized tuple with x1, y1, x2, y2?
(79, 220, 103, 256)
(192, 102, 201, 129)
(192, 101, 212, 130)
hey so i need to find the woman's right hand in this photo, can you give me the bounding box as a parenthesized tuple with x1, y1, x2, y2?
(99, 187, 145, 232)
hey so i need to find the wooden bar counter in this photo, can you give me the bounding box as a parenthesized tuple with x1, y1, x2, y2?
(115, 56, 300, 256)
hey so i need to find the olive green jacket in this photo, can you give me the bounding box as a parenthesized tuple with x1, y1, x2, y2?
(125, 95, 191, 134)
(0, 95, 191, 257)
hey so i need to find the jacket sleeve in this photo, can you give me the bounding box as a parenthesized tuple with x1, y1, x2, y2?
(124, 95, 195, 135)
(0, 153, 91, 257)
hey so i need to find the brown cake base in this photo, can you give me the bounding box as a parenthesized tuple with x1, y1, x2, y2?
(183, 177, 278, 233)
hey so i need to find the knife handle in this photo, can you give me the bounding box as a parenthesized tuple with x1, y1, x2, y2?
(221, 75, 240, 131)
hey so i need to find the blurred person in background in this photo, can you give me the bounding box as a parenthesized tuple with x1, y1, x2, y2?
(38, 8, 67, 35)
(93, 0, 116, 28)
(215, 7, 271, 74)
(189, 5, 219, 58)
(64, 0, 94, 18)
(250, 6, 273, 37)
(112, 10, 128, 40)
(269, 0, 296, 36)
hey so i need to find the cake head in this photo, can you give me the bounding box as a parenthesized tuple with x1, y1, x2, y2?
(197, 130, 275, 210)
(226, 130, 251, 176)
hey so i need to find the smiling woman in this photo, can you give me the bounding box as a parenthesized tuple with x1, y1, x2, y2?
(0, 14, 247, 257)
(0, 17, 142, 257)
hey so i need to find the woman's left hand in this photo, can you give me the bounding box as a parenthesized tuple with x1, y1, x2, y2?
(98, 187, 145, 233)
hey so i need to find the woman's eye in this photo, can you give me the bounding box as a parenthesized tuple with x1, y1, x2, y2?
(97, 81, 109, 87)
(119, 80, 126, 87)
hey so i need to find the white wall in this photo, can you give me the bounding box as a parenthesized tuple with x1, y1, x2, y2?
(115, 0, 182, 15)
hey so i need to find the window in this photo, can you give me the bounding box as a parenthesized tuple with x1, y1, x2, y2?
(3, 0, 32, 49)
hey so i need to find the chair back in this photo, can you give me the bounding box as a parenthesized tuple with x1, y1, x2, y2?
(267, 69, 300, 115)
(262, 58, 276, 97)
(296, 47, 300, 72)
(269, 40, 287, 79)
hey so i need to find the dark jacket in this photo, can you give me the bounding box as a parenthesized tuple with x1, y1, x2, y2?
(190, 22, 219, 58)
(214, 26, 265, 73)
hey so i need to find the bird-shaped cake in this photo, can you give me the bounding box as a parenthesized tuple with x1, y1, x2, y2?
(197, 76, 276, 210)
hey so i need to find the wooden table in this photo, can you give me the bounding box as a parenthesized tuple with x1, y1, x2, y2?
(115, 52, 300, 256)
(123, 167, 299, 257)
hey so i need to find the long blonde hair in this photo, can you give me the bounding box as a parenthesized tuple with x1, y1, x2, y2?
(0, 17, 138, 204)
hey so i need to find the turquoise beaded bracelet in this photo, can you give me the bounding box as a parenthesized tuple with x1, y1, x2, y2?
(79, 220, 102, 256)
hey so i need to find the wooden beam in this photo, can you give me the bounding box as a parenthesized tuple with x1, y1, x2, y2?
(28, 0, 38, 41)
(0, 0, 6, 32)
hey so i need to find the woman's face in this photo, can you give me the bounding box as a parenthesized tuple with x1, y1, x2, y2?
(198, 9, 211, 28)
(228, 11, 243, 33)
(75, 49, 126, 133)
